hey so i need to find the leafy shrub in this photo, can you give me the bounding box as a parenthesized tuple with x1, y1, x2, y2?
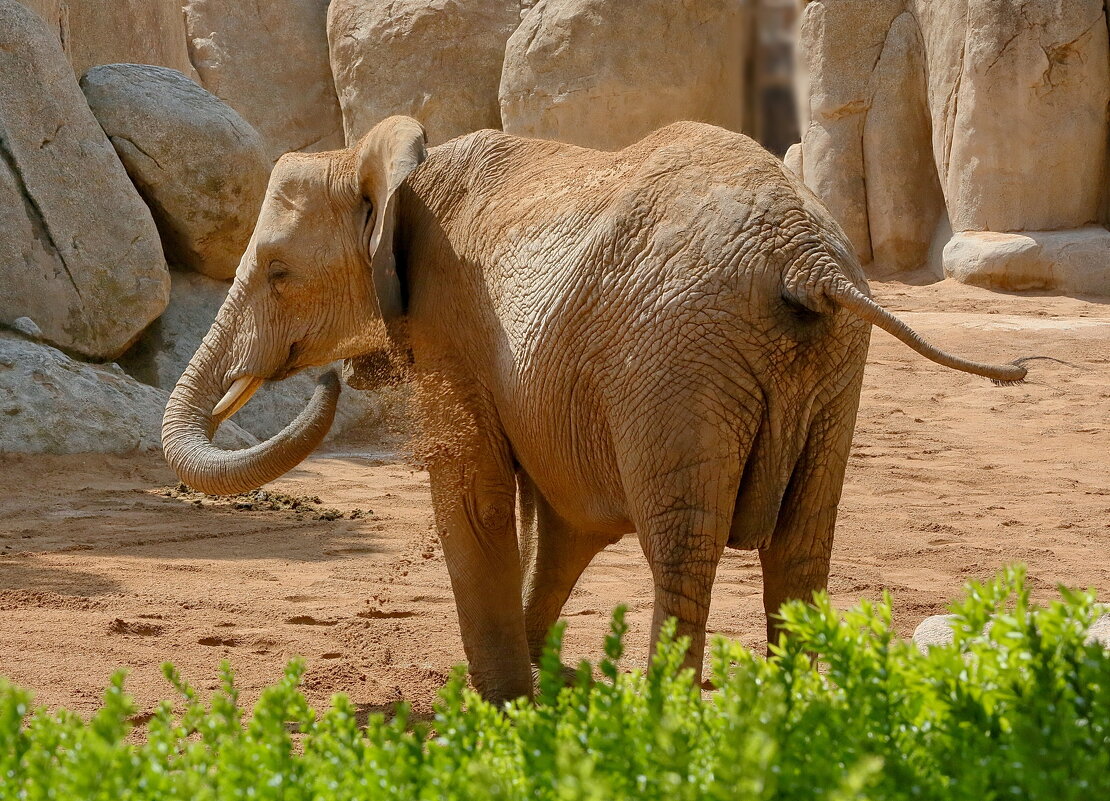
(1, 566, 1107, 800)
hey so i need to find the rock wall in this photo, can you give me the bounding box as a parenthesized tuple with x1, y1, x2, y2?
(329, 0, 522, 146)
(182, 0, 344, 161)
(793, 0, 1110, 295)
(15, 0, 200, 82)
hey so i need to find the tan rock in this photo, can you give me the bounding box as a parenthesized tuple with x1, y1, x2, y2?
(862, 11, 944, 276)
(797, 0, 903, 265)
(500, 0, 753, 151)
(329, 0, 521, 146)
(783, 142, 803, 177)
(0, 0, 169, 361)
(182, 0, 343, 161)
(80, 64, 269, 280)
(15, 0, 199, 81)
(795, 0, 1110, 294)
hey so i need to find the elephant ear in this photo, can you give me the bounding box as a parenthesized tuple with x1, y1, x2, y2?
(357, 115, 427, 324)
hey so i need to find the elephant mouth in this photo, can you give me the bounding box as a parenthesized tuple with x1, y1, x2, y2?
(212, 343, 312, 423)
(212, 375, 265, 423)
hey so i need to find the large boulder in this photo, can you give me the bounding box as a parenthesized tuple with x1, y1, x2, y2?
(119, 272, 395, 443)
(15, 0, 199, 81)
(793, 0, 1110, 294)
(0, 0, 170, 362)
(328, 0, 521, 146)
(0, 333, 254, 454)
(182, 0, 344, 161)
(500, 0, 753, 151)
(80, 65, 270, 281)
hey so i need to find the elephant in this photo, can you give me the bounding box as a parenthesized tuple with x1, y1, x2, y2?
(162, 116, 1027, 704)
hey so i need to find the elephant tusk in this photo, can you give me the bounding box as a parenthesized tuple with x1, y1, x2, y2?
(213, 376, 264, 420)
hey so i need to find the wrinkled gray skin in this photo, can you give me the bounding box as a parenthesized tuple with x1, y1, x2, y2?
(163, 117, 1026, 703)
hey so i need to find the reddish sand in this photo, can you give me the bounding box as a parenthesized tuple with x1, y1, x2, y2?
(1, 280, 1108, 721)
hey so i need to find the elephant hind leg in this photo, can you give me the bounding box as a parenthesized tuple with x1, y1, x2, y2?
(727, 412, 805, 551)
(625, 436, 746, 682)
(759, 388, 861, 648)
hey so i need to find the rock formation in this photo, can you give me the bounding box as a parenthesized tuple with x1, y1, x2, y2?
(0, 0, 169, 362)
(328, 0, 522, 146)
(81, 65, 270, 281)
(15, 0, 199, 82)
(500, 0, 752, 151)
(793, 0, 1110, 295)
(182, 0, 344, 161)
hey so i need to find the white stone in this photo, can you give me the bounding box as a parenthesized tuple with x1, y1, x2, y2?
(783, 142, 803, 177)
(0, 334, 253, 454)
(80, 64, 270, 281)
(943, 228, 1110, 296)
(1087, 614, 1110, 648)
(912, 611, 1110, 654)
(911, 614, 958, 653)
(0, 0, 170, 362)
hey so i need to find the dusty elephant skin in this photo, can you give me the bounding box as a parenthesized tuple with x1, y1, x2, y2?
(162, 117, 1027, 704)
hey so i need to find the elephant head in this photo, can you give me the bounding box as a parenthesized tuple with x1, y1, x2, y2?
(161, 117, 427, 496)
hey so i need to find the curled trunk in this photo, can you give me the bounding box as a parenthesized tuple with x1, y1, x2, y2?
(161, 328, 340, 496)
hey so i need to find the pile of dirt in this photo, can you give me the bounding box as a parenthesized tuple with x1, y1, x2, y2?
(153, 484, 370, 521)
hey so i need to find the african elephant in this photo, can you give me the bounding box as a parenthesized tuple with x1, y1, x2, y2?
(162, 116, 1026, 703)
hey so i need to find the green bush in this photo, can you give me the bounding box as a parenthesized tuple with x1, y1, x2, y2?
(1, 566, 1107, 800)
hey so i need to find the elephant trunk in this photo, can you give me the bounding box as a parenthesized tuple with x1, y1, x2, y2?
(161, 319, 340, 497)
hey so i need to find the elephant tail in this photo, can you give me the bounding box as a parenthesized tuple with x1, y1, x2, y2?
(826, 279, 1029, 386)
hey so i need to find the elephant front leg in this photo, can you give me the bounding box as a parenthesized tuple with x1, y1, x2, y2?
(424, 407, 532, 704)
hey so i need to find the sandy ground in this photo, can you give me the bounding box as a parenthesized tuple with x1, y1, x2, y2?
(1, 280, 1108, 721)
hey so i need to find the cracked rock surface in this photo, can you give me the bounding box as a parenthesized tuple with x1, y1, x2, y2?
(329, 0, 521, 146)
(0, 0, 169, 361)
(81, 64, 270, 281)
(500, 0, 752, 151)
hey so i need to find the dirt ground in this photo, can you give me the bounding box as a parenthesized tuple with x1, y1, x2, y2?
(1, 279, 1108, 721)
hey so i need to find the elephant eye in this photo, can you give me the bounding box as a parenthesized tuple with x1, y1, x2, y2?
(267, 260, 291, 286)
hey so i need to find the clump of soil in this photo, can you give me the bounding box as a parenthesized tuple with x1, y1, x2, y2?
(154, 484, 367, 521)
